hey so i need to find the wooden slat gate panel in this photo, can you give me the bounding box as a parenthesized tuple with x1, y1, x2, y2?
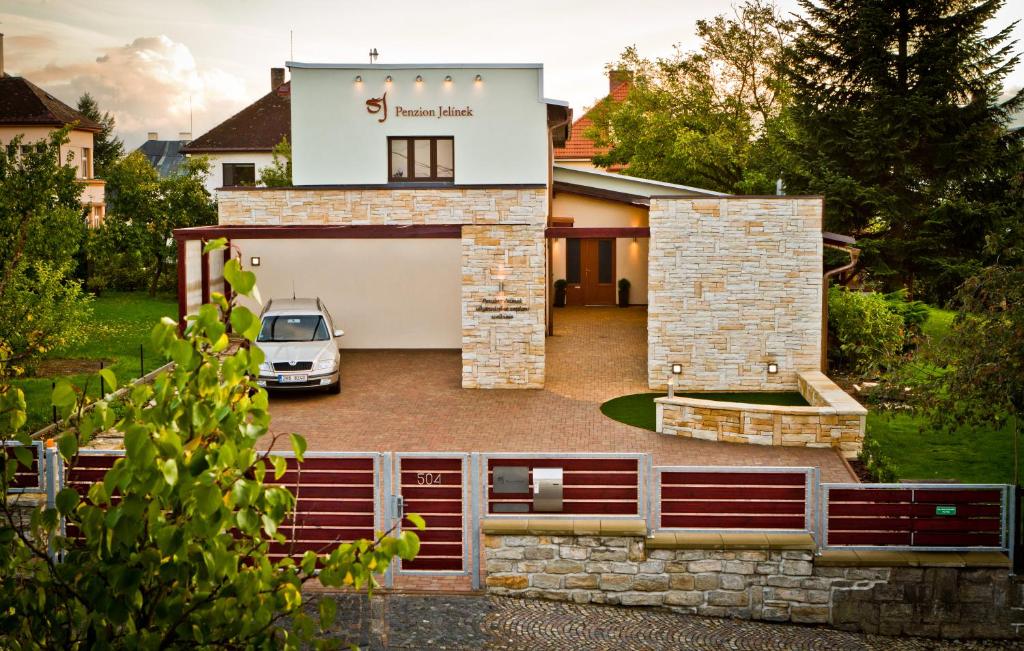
(393, 454, 469, 574)
(3, 441, 45, 493)
(656, 466, 815, 533)
(824, 484, 1009, 550)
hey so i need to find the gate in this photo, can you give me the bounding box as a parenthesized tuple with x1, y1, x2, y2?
(387, 453, 473, 585)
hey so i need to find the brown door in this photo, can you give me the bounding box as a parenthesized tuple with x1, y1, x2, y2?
(564, 238, 615, 306)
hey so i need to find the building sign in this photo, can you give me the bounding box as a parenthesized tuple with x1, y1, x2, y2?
(476, 296, 529, 320)
(365, 92, 474, 124)
(935, 505, 957, 516)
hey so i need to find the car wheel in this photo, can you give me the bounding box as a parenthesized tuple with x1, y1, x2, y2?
(327, 380, 341, 395)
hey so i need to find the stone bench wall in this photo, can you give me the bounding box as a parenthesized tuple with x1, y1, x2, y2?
(654, 371, 866, 457)
(483, 528, 1022, 639)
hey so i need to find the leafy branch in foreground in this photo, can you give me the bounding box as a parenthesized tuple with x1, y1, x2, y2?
(0, 238, 422, 649)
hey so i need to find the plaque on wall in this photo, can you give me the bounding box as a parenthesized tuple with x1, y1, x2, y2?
(493, 466, 529, 494)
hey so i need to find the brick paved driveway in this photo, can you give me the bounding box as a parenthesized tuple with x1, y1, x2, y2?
(265, 307, 854, 481)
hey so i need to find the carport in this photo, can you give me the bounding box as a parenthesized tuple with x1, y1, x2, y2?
(172, 224, 462, 350)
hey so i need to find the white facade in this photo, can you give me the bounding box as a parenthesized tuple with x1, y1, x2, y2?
(200, 152, 276, 196)
(289, 63, 552, 185)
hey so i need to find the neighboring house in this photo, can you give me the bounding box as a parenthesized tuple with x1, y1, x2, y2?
(181, 68, 290, 194)
(136, 132, 190, 177)
(0, 34, 106, 226)
(553, 70, 630, 171)
(175, 61, 849, 405)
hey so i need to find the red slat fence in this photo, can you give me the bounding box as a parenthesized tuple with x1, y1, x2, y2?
(395, 454, 466, 572)
(822, 484, 1010, 550)
(2, 441, 45, 493)
(484, 454, 645, 517)
(656, 466, 814, 533)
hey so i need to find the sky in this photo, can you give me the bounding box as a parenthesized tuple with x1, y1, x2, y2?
(2, 0, 1023, 149)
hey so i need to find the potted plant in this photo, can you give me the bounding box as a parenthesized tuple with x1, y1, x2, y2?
(618, 278, 631, 307)
(553, 279, 568, 307)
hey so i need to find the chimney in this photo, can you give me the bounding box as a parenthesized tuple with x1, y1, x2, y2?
(271, 67, 285, 91)
(609, 68, 631, 93)
(1, 33, 5, 77)
(148, 132, 159, 141)
(178, 131, 192, 142)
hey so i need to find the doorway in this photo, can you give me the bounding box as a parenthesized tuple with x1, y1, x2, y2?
(565, 238, 616, 306)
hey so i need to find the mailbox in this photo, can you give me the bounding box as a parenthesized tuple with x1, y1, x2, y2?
(533, 467, 564, 512)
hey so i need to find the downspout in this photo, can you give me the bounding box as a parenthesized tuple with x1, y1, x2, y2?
(821, 244, 860, 371)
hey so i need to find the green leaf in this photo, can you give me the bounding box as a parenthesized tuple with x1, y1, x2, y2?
(13, 445, 32, 470)
(51, 381, 76, 409)
(236, 508, 258, 533)
(160, 458, 178, 486)
(318, 596, 337, 631)
(229, 307, 261, 341)
(203, 237, 227, 254)
(223, 259, 256, 296)
(98, 368, 118, 394)
(56, 432, 78, 461)
(405, 513, 426, 532)
(55, 487, 79, 515)
(271, 455, 287, 480)
(290, 434, 307, 463)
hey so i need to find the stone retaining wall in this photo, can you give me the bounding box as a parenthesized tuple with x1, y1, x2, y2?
(654, 371, 866, 457)
(483, 529, 1022, 639)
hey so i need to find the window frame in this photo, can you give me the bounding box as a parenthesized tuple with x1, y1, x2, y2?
(222, 162, 256, 187)
(387, 136, 454, 183)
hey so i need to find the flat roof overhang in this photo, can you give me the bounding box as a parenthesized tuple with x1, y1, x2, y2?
(545, 226, 650, 239)
(173, 224, 463, 240)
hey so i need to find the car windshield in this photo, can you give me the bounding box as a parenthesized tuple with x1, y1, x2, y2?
(258, 315, 329, 342)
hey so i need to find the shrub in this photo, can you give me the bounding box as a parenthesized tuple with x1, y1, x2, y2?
(828, 286, 905, 377)
(859, 423, 901, 482)
(882, 289, 930, 343)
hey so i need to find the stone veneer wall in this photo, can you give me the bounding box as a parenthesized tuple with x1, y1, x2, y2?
(483, 532, 1022, 639)
(461, 224, 546, 388)
(647, 197, 823, 391)
(213, 187, 548, 389)
(654, 370, 866, 458)
(217, 187, 547, 226)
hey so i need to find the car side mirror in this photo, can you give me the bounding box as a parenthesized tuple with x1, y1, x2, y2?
(334, 329, 344, 338)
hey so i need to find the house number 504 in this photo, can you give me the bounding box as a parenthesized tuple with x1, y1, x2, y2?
(416, 472, 442, 485)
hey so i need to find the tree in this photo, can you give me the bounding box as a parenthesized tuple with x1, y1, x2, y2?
(0, 129, 92, 373)
(94, 152, 217, 295)
(76, 93, 124, 179)
(589, 1, 796, 194)
(0, 247, 421, 648)
(259, 137, 292, 187)
(786, 0, 1023, 300)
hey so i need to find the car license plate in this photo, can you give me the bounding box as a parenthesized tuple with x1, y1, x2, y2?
(278, 374, 307, 383)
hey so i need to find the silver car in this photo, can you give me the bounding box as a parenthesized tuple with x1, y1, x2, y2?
(254, 298, 344, 393)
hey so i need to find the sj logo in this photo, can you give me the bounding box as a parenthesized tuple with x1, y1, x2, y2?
(365, 92, 387, 123)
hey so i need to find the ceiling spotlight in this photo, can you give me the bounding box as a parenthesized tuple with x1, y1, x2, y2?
(385, 75, 393, 83)
(415, 75, 423, 83)
(474, 74, 483, 83)
(354, 75, 362, 83)
(444, 75, 453, 82)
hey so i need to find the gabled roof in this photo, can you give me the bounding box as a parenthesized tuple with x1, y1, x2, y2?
(136, 139, 187, 178)
(182, 82, 290, 154)
(553, 80, 630, 162)
(0, 75, 101, 132)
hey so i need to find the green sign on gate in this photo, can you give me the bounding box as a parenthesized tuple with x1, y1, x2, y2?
(935, 505, 957, 516)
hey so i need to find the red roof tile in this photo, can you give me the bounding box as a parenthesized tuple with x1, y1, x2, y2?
(554, 81, 629, 162)
(182, 82, 290, 153)
(0, 75, 101, 132)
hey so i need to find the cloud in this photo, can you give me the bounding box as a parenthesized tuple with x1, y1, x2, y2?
(19, 35, 251, 149)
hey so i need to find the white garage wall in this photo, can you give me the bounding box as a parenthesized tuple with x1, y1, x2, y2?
(233, 238, 461, 349)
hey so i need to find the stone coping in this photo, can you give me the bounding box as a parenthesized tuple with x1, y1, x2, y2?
(653, 372, 866, 417)
(646, 532, 816, 551)
(480, 518, 646, 537)
(816, 550, 1010, 568)
(797, 371, 868, 415)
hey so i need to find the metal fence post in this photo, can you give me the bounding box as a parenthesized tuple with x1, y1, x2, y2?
(1011, 485, 1021, 575)
(470, 453, 481, 591)
(43, 441, 63, 561)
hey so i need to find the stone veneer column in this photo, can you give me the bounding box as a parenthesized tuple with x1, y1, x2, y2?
(647, 197, 823, 391)
(461, 224, 546, 388)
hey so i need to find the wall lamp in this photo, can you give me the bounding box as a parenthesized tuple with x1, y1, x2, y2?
(444, 74, 453, 83)
(671, 363, 683, 375)
(385, 75, 393, 84)
(475, 74, 483, 83)
(250, 256, 261, 267)
(767, 362, 779, 375)
(415, 75, 423, 83)
(354, 75, 362, 83)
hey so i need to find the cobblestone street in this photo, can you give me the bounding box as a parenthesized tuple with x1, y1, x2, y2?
(309, 593, 1023, 650)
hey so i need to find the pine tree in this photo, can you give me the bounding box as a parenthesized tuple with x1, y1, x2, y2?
(76, 93, 125, 179)
(787, 0, 1023, 300)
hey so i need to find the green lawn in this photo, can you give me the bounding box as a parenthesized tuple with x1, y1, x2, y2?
(867, 411, 1014, 484)
(14, 292, 177, 432)
(600, 391, 809, 432)
(920, 306, 955, 343)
